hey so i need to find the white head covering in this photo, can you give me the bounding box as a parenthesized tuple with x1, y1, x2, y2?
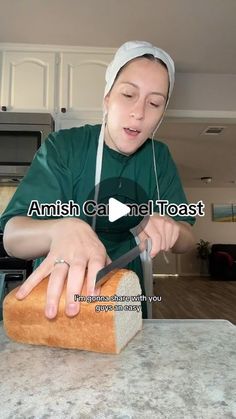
(92, 40, 175, 230)
(104, 40, 175, 105)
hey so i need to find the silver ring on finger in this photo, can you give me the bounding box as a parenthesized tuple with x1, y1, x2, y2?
(54, 258, 70, 268)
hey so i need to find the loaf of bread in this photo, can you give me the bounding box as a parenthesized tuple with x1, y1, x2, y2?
(3, 269, 143, 354)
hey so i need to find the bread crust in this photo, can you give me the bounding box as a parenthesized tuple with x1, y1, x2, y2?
(3, 269, 142, 354)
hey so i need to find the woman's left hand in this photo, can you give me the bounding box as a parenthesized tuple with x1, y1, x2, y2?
(137, 213, 180, 258)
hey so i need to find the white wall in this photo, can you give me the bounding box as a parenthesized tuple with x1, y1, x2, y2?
(169, 73, 236, 111)
(179, 187, 236, 275)
(185, 187, 236, 243)
(153, 186, 236, 276)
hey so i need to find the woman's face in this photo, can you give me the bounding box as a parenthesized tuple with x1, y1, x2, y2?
(104, 57, 169, 155)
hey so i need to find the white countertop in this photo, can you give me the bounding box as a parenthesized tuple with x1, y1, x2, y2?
(0, 319, 236, 419)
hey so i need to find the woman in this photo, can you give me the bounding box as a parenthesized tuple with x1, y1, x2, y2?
(0, 41, 195, 319)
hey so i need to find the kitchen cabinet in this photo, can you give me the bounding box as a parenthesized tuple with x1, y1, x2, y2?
(57, 51, 112, 127)
(0, 46, 114, 127)
(0, 50, 57, 113)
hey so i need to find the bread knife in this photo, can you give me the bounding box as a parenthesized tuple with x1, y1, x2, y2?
(95, 238, 151, 288)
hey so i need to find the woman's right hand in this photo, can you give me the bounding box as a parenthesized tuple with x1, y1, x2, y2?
(15, 218, 110, 319)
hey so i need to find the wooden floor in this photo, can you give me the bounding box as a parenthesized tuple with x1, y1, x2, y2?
(153, 275, 236, 324)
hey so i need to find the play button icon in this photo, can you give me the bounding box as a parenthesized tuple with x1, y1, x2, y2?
(108, 197, 130, 222)
(84, 177, 150, 242)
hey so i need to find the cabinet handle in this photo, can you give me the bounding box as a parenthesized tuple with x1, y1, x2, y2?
(1, 106, 7, 111)
(61, 107, 67, 113)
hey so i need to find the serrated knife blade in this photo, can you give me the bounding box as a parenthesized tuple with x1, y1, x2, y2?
(95, 238, 151, 288)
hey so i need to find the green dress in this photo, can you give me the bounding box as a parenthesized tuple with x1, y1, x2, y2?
(0, 124, 195, 318)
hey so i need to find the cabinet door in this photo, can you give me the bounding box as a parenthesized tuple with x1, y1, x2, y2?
(1, 51, 56, 112)
(59, 52, 113, 121)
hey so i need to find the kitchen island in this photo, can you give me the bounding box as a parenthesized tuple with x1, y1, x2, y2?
(0, 319, 235, 419)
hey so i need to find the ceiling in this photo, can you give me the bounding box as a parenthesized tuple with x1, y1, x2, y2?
(0, 0, 236, 188)
(0, 0, 236, 74)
